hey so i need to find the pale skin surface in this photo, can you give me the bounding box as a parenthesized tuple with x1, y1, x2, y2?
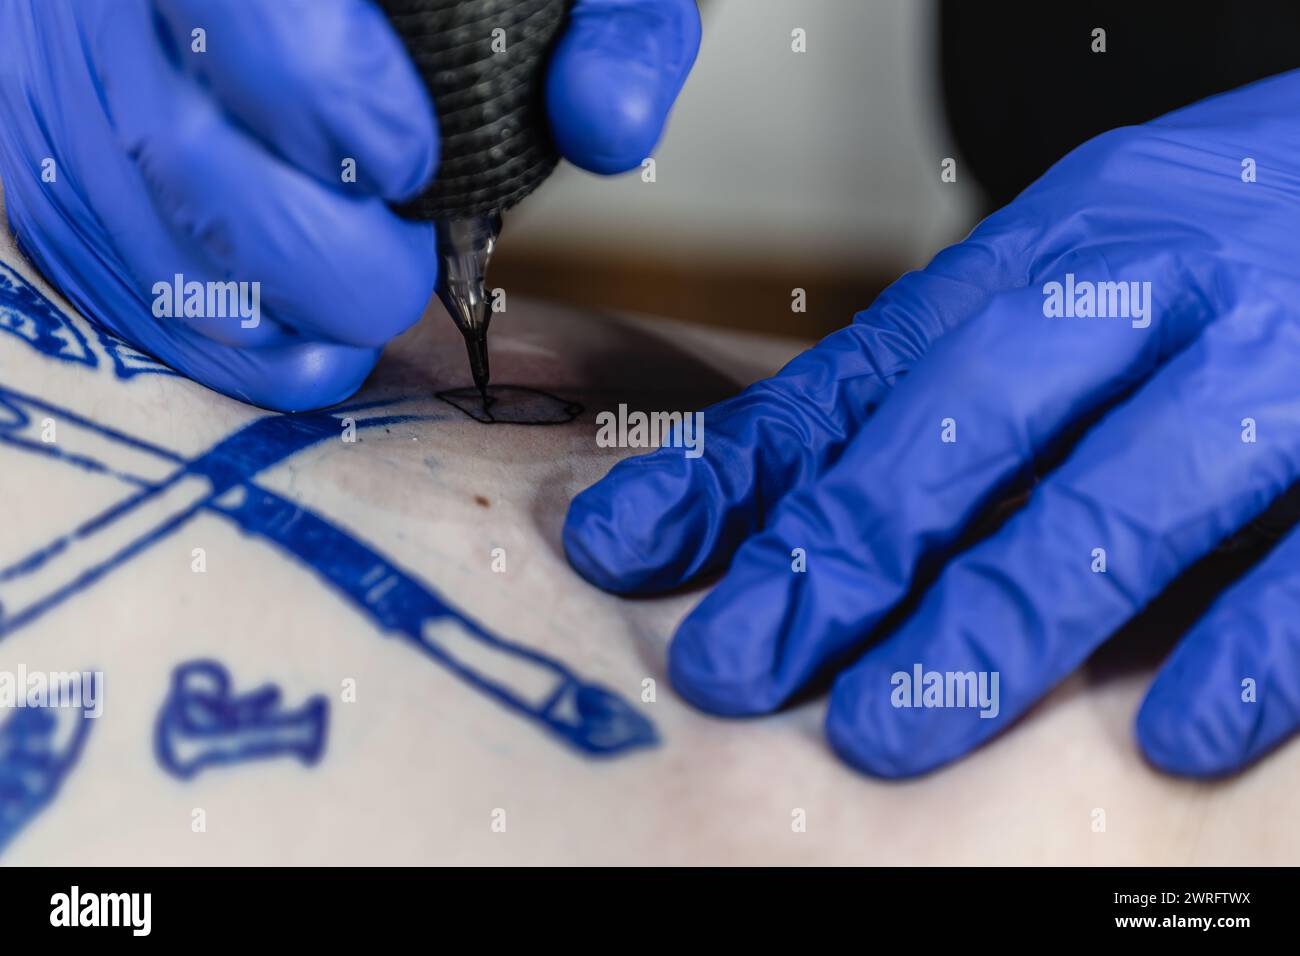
(1, 185, 1296, 865)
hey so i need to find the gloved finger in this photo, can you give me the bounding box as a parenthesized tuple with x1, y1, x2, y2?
(0, 1, 295, 349)
(184, 337, 382, 411)
(94, 1, 436, 349)
(546, 0, 701, 173)
(666, 254, 1209, 716)
(153, 0, 438, 200)
(564, 223, 1029, 594)
(5, 187, 381, 411)
(824, 289, 1300, 777)
(2, 109, 294, 351)
(156, 331, 382, 411)
(1137, 513, 1300, 777)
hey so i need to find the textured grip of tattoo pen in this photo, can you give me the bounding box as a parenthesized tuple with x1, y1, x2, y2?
(378, 0, 571, 220)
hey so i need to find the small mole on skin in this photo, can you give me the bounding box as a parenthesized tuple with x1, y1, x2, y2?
(474, 495, 490, 508)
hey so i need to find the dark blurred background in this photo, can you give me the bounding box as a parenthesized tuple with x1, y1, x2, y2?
(492, 0, 1300, 340)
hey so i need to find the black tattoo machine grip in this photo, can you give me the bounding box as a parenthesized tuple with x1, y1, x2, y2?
(379, 0, 570, 219)
(377, 0, 570, 398)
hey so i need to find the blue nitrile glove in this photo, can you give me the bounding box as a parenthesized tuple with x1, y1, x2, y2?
(0, 0, 699, 411)
(566, 69, 1300, 779)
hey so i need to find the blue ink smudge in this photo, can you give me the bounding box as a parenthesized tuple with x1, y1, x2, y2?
(0, 698, 95, 855)
(155, 660, 327, 779)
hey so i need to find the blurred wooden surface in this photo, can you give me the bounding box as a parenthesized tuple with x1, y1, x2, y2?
(491, 245, 902, 341)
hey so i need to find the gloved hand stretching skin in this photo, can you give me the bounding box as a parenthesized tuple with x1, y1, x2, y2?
(566, 70, 1300, 779)
(0, 0, 699, 411)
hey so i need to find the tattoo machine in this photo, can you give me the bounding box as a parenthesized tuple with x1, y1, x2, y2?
(378, 0, 571, 400)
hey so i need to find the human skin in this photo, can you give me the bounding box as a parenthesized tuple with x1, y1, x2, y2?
(4, 201, 1297, 863)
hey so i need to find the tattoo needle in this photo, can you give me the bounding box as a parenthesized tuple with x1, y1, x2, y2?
(379, 0, 571, 407)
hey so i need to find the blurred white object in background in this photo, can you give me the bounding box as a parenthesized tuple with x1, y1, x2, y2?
(508, 0, 980, 274)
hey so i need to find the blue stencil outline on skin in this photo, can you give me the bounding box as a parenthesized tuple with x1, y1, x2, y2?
(155, 659, 328, 779)
(0, 693, 96, 856)
(0, 384, 658, 763)
(0, 261, 94, 368)
(96, 326, 178, 379)
(0, 261, 175, 378)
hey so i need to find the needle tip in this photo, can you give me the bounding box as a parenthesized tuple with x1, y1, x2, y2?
(464, 333, 491, 400)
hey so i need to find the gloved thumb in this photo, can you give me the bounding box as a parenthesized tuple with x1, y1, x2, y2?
(546, 0, 700, 174)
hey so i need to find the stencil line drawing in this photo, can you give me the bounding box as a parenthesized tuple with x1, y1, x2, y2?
(436, 385, 584, 425)
(0, 688, 96, 855)
(155, 659, 328, 779)
(0, 260, 176, 379)
(0, 384, 657, 757)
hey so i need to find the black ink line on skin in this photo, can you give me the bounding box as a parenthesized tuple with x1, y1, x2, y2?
(436, 385, 583, 425)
